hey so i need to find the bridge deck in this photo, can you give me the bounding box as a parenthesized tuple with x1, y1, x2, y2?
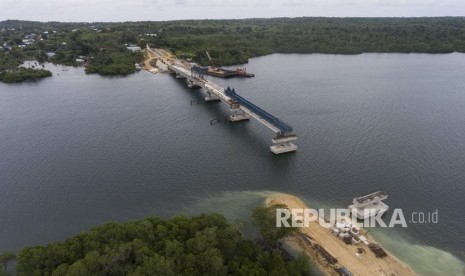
(224, 87, 293, 135)
(169, 64, 294, 135)
(162, 54, 296, 153)
(148, 45, 297, 153)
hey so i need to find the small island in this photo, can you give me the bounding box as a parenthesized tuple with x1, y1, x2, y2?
(0, 67, 52, 83)
(1, 194, 423, 275)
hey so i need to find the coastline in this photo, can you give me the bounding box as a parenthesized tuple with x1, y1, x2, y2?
(266, 193, 418, 276)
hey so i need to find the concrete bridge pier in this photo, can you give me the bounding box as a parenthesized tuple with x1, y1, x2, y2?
(229, 104, 250, 122)
(270, 135, 297, 154)
(187, 79, 201, 88)
(204, 89, 220, 102)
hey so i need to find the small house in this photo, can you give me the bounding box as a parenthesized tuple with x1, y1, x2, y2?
(126, 46, 141, 52)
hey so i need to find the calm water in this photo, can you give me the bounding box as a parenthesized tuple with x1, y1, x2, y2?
(1, 54, 465, 275)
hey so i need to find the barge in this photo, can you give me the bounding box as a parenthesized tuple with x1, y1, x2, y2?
(192, 65, 254, 78)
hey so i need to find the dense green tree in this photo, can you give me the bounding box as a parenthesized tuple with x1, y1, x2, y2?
(2, 17, 465, 76)
(252, 204, 297, 245)
(14, 214, 311, 276)
(0, 68, 52, 83)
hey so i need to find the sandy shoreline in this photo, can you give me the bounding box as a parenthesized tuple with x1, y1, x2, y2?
(266, 193, 417, 276)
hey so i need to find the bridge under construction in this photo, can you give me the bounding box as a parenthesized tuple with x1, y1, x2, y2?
(147, 47, 297, 154)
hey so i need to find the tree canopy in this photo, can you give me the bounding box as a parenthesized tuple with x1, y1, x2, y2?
(2, 17, 465, 78)
(252, 204, 297, 245)
(14, 213, 311, 276)
(0, 67, 52, 83)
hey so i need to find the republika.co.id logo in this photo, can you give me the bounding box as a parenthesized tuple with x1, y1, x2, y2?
(275, 208, 438, 228)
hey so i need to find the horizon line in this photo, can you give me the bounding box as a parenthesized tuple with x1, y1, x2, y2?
(2, 15, 465, 24)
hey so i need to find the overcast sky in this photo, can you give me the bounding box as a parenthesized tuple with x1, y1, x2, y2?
(1, 0, 465, 22)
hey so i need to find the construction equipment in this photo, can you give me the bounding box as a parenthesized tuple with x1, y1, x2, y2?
(205, 51, 216, 68)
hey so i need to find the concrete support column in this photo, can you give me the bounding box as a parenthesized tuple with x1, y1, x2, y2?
(270, 135, 297, 154)
(229, 104, 250, 122)
(205, 89, 220, 102)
